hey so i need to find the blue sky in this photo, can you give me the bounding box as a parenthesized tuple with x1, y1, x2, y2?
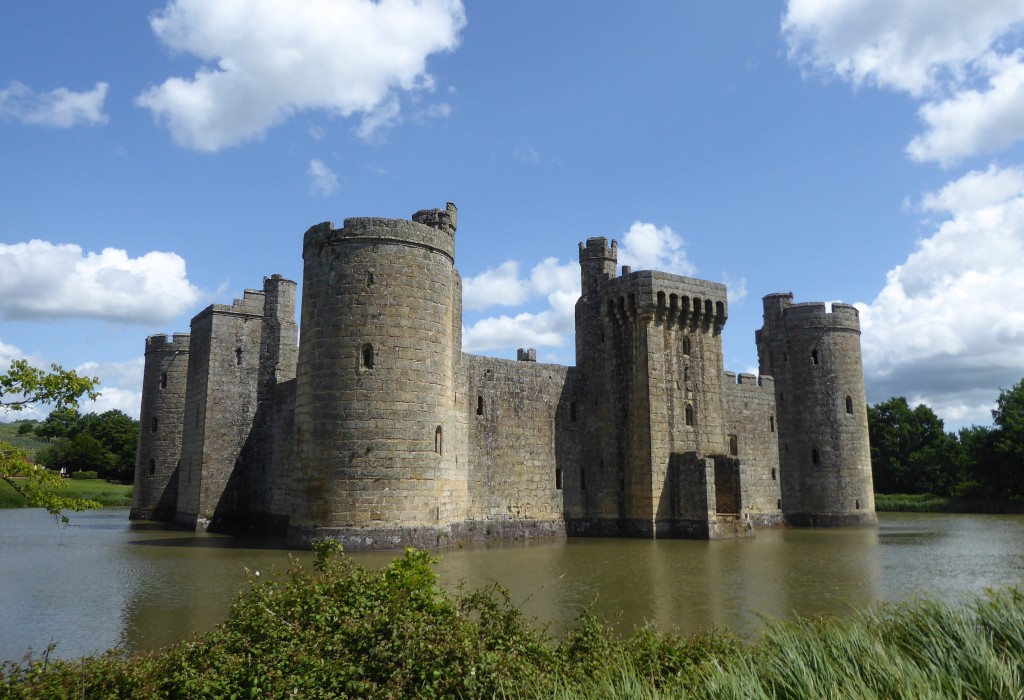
(3, 0, 1024, 430)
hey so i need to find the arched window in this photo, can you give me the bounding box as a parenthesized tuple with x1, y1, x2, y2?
(362, 343, 375, 370)
(811, 349, 819, 365)
(685, 404, 694, 427)
(845, 395, 854, 414)
(148, 459, 156, 476)
(812, 448, 820, 465)
(434, 426, 443, 455)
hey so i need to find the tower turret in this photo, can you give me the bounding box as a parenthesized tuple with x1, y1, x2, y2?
(289, 205, 466, 549)
(757, 293, 876, 526)
(130, 332, 189, 521)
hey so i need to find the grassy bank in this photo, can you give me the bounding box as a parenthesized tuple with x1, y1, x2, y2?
(0, 478, 132, 509)
(876, 492, 1024, 514)
(2, 544, 1022, 699)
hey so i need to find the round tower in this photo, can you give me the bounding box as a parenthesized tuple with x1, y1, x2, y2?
(130, 332, 190, 521)
(757, 294, 876, 526)
(288, 204, 467, 549)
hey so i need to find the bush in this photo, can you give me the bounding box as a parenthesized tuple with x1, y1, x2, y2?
(69, 471, 98, 480)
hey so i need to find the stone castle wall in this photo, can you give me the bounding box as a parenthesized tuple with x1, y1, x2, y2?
(461, 353, 583, 539)
(758, 295, 876, 526)
(723, 372, 782, 525)
(130, 333, 190, 520)
(133, 204, 876, 548)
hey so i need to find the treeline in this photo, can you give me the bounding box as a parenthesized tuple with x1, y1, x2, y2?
(868, 378, 1024, 499)
(17, 409, 138, 483)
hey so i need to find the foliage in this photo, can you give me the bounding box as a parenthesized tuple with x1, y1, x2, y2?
(1, 546, 1022, 699)
(69, 471, 99, 480)
(868, 397, 960, 496)
(0, 361, 102, 520)
(33, 409, 138, 482)
(874, 492, 1024, 514)
(0, 443, 100, 523)
(0, 360, 99, 412)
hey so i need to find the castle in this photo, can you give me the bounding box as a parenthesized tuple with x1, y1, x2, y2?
(130, 203, 877, 549)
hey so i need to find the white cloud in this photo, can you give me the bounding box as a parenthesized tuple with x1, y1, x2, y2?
(463, 261, 531, 311)
(136, 0, 466, 151)
(617, 221, 695, 276)
(76, 358, 146, 419)
(907, 51, 1024, 165)
(723, 273, 747, 304)
(355, 95, 402, 142)
(0, 241, 202, 324)
(462, 221, 697, 354)
(308, 159, 339, 196)
(782, 0, 1024, 96)
(783, 0, 1024, 164)
(0, 81, 109, 127)
(858, 165, 1024, 425)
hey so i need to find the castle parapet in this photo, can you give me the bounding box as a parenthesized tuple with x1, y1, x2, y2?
(411, 202, 458, 235)
(146, 333, 191, 352)
(782, 302, 860, 333)
(303, 214, 457, 262)
(605, 271, 727, 331)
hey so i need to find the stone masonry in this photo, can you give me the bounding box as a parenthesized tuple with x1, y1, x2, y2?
(131, 203, 876, 548)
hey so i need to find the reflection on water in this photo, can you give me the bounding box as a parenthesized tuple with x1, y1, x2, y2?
(0, 508, 1021, 661)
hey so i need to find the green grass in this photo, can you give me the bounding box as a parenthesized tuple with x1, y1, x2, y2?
(0, 421, 49, 457)
(0, 477, 132, 509)
(875, 492, 1024, 514)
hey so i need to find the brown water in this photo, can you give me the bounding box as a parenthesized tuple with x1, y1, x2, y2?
(1, 508, 1022, 661)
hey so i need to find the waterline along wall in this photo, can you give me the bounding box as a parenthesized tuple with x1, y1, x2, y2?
(131, 203, 876, 549)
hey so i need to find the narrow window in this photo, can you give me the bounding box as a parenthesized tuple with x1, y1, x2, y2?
(434, 426, 443, 455)
(555, 468, 563, 490)
(683, 336, 691, 356)
(580, 468, 586, 491)
(570, 402, 577, 422)
(777, 498, 782, 509)
(366, 270, 375, 287)
(729, 434, 738, 456)
(771, 467, 777, 481)
(784, 442, 788, 453)
(148, 459, 156, 476)
(599, 459, 604, 470)
(151, 417, 158, 433)
(160, 372, 167, 389)
(619, 477, 625, 491)
(845, 395, 854, 414)
(685, 404, 694, 427)
(812, 448, 820, 465)
(856, 498, 861, 510)
(236, 347, 243, 366)
(362, 344, 374, 369)
(476, 396, 483, 416)
(769, 415, 775, 432)
(811, 349, 819, 365)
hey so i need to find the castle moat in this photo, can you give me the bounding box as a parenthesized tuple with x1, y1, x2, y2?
(1, 509, 1022, 662)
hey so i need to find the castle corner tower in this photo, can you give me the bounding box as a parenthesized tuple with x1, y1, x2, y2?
(757, 293, 876, 526)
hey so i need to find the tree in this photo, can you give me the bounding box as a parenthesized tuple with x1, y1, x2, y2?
(0, 360, 101, 521)
(868, 397, 960, 495)
(989, 378, 1024, 497)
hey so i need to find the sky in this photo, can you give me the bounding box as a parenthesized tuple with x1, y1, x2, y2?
(3, 0, 1024, 431)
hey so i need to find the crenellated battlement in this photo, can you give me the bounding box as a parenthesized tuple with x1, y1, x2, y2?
(411, 202, 458, 235)
(578, 236, 618, 264)
(603, 271, 727, 331)
(145, 333, 191, 353)
(303, 210, 457, 262)
(783, 301, 860, 333)
(723, 371, 775, 392)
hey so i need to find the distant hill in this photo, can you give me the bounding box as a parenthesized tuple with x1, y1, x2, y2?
(0, 421, 50, 457)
